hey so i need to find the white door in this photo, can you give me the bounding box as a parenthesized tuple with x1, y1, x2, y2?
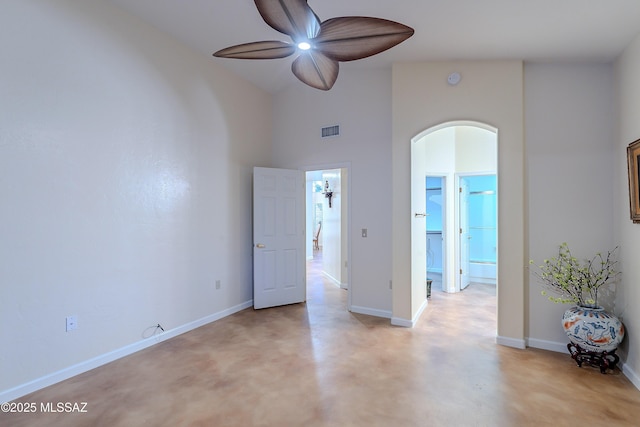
(459, 178, 471, 290)
(253, 167, 305, 309)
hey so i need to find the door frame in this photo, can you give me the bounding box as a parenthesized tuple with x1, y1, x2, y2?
(301, 162, 352, 311)
(425, 175, 447, 295)
(455, 172, 498, 292)
(457, 174, 471, 291)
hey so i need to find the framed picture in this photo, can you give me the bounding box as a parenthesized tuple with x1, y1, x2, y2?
(628, 138, 640, 223)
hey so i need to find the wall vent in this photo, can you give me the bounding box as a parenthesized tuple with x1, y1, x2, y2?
(321, 125, 340, 138)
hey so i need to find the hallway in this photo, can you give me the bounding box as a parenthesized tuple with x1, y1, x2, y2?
(306, 250, 346, 309)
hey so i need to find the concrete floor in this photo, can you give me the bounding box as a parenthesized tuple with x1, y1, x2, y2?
(3, 254, 640, 426)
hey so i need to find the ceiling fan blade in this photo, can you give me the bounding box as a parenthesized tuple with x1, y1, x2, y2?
(315, 17, 414, 61)
(213, 40, 296, 59)
(291, 51, 339, 91)
(254, 0, 321, 40)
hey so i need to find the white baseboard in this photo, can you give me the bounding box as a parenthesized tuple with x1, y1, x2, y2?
(350, 305, 392, 319)
(389, 298, 429, 328)
(469, 277, 496, 285)
(0, 300, 253, 403)
(391, 317, 413, 327)
(412, 299, 428, 326)
(322, 271, 341, 286)
(496, 335, 526, 349)
(622, 361, 640, 391)
(526, 338, 569, 354)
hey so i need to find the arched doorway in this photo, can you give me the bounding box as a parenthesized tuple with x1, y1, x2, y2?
(411, 121, 497, 311)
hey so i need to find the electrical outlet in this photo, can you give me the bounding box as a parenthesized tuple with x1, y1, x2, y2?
(215, 280, 221, 290)
(66, 315, 78, 332)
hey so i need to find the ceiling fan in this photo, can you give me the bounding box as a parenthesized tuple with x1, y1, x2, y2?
(213, 0, 414, 91)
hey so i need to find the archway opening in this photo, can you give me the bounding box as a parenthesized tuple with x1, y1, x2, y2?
(411, 122, 497, 323)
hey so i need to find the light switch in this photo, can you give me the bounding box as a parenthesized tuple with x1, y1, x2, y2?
(362, 228, 367, 238)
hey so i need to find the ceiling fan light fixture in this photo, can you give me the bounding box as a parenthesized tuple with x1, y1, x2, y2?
(213, 0, 414, 90)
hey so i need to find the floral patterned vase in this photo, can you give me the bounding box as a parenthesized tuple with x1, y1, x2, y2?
(562, 306, 625, 353)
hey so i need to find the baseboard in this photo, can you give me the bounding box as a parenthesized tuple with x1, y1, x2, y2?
(389, 298, 429, 328)
(391, 317, 413, 327)
(322, 271, 341, 286)
(622, 361, 640, 391)
(469, 277, 496, 285)
(496, 335, 526, 349)
(350, 305, 392, 319)
(0, 300, 253, 403)
(412, 298, 429, 326)
(526, 338, 569, 354)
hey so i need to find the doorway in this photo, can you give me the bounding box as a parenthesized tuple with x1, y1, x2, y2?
(458, 174, 497, 291)
(425, 176, 445, 295)
(411, 122, 497, 303)
(305, 167, 350, 310)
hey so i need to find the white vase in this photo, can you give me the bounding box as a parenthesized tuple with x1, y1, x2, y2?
(562, 306, 625, 353)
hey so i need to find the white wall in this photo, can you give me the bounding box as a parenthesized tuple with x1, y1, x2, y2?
(341, 168, 349, 289)
(422, 129, 456, 292)
(424, 128, 456, 171)
(0, 0, 272, 398)
(525, 63, 615, 351)
(392, 61, 525, 345)
(455, 126, 498, 172)
(615, 34, 640, 386)
(410, 129, 429, 305)
(321, 170, 342, 285)
(272, 67, 393, 318)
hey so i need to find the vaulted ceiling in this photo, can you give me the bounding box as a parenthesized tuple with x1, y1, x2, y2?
(107, 0, 640, 93)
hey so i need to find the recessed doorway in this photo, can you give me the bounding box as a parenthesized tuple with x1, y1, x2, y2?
(411, 122, 497, 311)
(305, 167, 350, 310)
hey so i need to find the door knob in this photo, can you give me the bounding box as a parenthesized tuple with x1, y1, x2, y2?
(256, 243, 265, 248)
(414, 213, 427, 218)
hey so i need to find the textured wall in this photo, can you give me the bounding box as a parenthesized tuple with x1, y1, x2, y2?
(0, 0, 272, 394)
